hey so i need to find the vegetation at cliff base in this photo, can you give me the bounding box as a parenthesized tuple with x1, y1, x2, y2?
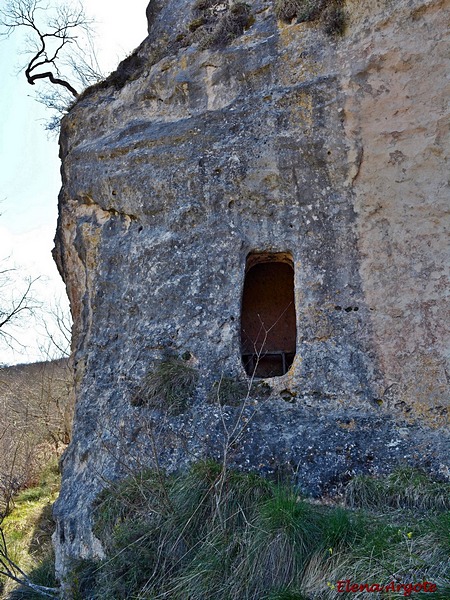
(0, 359, 72, 518)
(66, 463, 450, 600)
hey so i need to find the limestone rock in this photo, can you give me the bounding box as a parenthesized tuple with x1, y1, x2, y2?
(52, 0, 450, 585)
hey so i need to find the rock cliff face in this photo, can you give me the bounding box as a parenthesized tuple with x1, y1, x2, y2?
(53, 0, 450, 584)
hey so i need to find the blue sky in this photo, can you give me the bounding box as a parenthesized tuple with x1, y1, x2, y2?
(0, 0, 148, 364)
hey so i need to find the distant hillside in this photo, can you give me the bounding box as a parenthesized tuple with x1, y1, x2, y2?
(0, 359, 73, 515)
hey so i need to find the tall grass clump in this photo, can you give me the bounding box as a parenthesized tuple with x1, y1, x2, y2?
(345, 466, 450, 511)
(131, 355, 198, 415)
(231, 489, 319, 597)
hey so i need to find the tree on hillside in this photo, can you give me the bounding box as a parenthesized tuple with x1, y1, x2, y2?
(0, 0, 102, 126)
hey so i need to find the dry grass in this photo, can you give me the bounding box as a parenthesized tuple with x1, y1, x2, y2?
(131, 356, 198, 415)
(345, 466, 450, 511)
(77, 48, 148, 100)
(275, 0, 323, 22)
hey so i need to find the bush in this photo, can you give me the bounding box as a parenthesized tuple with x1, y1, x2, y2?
(190, 1, 253, 50)
(274, 0, 323, 22)
(274, 0, 346, 37)
(321, 3, 345, 36)
(216, 2, 253, 45)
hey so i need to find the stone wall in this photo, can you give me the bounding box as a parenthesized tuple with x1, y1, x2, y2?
(52, 0, 449, 584)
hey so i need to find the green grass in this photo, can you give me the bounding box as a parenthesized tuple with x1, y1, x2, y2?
(2, 461, 448, 599)
(268, 592, 308, 600)
(2, 462, 449, 599)
(71, 465, 450, 599)
(5, 557, 57, 600)
(345, 466, 450, 511)
(0, 461, 60, 599)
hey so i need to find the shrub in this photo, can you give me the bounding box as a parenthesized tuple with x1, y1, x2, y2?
(321, 2, 346, 36)
(187, 1, 254, 50)
(198, 2, 253, 49)
(274, 0, 346, 37)
(274, 0, 323, 22)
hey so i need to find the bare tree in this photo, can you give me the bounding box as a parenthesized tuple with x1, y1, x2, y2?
(0, 0, 102, 123)
(0, 264, 40, 353)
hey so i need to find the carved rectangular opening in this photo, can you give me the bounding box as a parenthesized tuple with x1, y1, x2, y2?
(241, 252, 296, 378)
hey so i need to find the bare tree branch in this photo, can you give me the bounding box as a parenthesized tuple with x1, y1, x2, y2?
(39, 299, 72, 359)
(0, 265, 41, 352)
(1, 0, 103, 113)
(0, 278, 38, 331)
(0, 529, 59, 597)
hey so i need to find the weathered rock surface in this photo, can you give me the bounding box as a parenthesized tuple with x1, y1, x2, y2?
(53, 0, 450, 585)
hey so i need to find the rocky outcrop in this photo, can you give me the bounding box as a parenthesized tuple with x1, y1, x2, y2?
(53, 0, 450, 585)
